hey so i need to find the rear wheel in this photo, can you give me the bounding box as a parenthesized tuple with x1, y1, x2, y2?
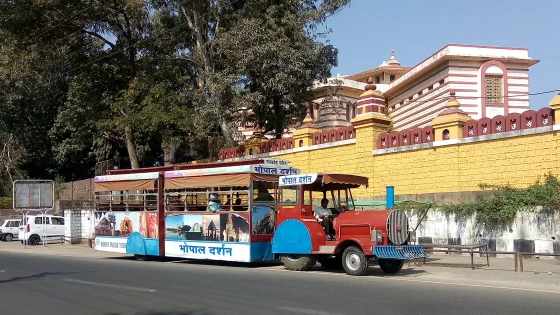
(28, 235, 41, 245)
(280, 254, 316, 271)
(4, 234, 13, 242)
(342, 246, 368, 276)
(318, 256, 343, 270)
(378, 259, 404, 274)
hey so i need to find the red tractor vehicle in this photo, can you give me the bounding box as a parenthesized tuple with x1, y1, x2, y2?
(272, 173, 428, 276)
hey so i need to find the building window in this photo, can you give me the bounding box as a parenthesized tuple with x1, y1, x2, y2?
(485, 75, 504, 104)
(375, 76, 380, 84)
(390, 75, 395, 82)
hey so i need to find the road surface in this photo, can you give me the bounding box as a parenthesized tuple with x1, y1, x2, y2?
(0, 252, 558, 315)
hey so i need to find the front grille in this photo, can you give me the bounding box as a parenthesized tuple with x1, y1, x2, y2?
(386, 210, 409, 245)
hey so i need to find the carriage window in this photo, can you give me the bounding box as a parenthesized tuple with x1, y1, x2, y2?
(95, 188, 157, 212)
(303, 190, 311, 206)
(280, 186, 299, 205)
(253, 181, 276, 203)
(252, 205, 276, 235)
(165, 187, 250, 212)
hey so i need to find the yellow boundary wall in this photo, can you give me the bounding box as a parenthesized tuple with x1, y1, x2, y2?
(224, 124, 560, 199)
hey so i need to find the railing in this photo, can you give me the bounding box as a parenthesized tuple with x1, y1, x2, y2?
(414, 243, 560, 272)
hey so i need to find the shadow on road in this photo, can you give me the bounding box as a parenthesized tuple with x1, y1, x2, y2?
(107, 310, 213, 315)
(0, 271, 93, 284)
(103, 255, 430, 277)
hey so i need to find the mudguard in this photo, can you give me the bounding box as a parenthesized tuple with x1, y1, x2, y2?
(272, 219, 312, 254)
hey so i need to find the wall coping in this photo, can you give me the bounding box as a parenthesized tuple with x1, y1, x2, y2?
(373, 124, 560, 155)
(221, 138, 357, 161)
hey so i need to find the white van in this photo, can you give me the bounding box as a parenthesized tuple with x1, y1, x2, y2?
(18, 215, 65, 245)
(0, 219, 21, 241)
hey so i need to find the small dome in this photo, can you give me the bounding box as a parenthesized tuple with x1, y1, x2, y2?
(387, 50, 400, 66)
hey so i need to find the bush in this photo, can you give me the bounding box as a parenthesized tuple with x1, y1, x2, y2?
(0, 197, 13, 209)
(440, 174, 560, 227)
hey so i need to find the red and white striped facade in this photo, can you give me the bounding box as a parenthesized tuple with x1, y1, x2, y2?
(235, 44, 538, 139)
(385, 45, 537, 131)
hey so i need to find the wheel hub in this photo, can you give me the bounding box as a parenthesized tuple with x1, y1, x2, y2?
(345, 253, 361, 271)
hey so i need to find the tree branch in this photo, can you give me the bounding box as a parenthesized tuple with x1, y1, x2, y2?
(81, 29, 116, 49)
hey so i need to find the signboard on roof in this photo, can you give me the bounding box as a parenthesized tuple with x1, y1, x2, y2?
(279, 174, 318, 186)
(263, 158, 289, 166)
(165, 164, 300, 178)
(94, 172, 159, 182)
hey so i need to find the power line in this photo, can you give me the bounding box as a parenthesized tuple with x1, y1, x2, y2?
(22, 7, 91, 44)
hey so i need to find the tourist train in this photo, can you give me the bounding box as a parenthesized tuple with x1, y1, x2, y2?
(93, 158, 428, 276)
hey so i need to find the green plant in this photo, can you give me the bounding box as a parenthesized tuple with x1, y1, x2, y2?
(0, 197, 13, 209)
(439, 173, 560, 227)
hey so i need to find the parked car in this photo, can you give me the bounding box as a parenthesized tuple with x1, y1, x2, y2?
(18, 215, 65, 245)
(0, 219, 20, 241)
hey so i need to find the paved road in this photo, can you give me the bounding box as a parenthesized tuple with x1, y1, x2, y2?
(0, 252, 558, 315)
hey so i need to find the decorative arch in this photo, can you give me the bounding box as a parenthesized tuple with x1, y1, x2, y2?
(480, 60, 509, 118)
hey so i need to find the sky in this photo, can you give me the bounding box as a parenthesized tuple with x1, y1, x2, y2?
(321, 0, 559, 110)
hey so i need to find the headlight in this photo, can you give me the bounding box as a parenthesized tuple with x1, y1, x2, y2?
(371, 230, 383, 242)
(409, 230, 417, 243)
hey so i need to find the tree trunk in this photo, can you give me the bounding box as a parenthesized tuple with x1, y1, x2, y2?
(273, 96, 283, 139)
(124, 126, 140, 169)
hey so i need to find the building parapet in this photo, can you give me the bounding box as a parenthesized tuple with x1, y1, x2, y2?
(375, 107, 555, 152)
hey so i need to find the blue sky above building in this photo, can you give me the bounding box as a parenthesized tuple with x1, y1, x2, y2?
(323, 0, 558, 110)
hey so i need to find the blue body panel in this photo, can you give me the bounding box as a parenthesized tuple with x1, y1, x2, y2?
(125, 232, 147, 255)
(271, 219, 312, 254)
(373, 245, 429, 260)
(144, 239, 160, 256)
(386, 186, 395, 209)
(250, 241, 275, 261)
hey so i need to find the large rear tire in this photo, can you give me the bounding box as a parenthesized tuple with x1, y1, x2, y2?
(342, 246, 368, 276)
(378, 259, 404, 274)
(280, 255, 316, 271)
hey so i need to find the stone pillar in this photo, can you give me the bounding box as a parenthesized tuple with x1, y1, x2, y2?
(431, 91, 472, 141)
(549, 93, 560, 123)
(350, 77, 392, 148)
(350, 77, 392, 195)
(292, 108, 321, 148)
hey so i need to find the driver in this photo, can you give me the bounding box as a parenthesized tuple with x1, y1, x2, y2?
(314, 198, 334, 240)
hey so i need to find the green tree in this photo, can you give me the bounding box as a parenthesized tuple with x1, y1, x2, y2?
(218, 0, 349, 138)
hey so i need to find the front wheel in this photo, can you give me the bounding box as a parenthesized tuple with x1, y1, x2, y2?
(342, 246, 368, 276)
(378, 259, 404, 274)
(4, 234, 13, 242)
(280, 254, 316, 271)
